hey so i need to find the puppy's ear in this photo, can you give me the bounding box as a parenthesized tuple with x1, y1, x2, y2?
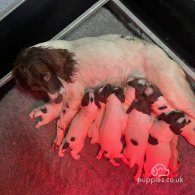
(170, 116, 186, 135)
(81, 92, 90, 107)
(36, 48, 77, 83)
(103, 84, 113, 97)
(114, 88, 125, 103)
(144, 85, 162, 103)
(94, 96, 101, 109)
(96, 84, 113, 103)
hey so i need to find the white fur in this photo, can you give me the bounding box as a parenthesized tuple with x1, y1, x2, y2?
(58, 90, 99, 159)
(144, 120, 174, 178)
(97, 93, 125, 166)
(145, 84, 195, 146)
(122, 80, 154, 180)
(33, 34, 195, 148)
(29, 101, 63, 128)
(88, 102, 105, 144)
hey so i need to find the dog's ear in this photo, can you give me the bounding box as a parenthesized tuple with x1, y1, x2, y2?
(144, 84, 162, 103)
(13, 47, 77, 83)
(113, 87, 125, 103)
(103, 84, 113, 97)
(96, 84, 113, 103)
(94, 95, 101, 109)
(81, 91, 90, 107)
(44, 48, 77, 83)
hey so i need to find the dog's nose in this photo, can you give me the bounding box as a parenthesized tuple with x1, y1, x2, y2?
(53, 94, 63, 104)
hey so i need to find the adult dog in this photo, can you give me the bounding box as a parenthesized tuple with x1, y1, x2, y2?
(12, 34, 195, 151)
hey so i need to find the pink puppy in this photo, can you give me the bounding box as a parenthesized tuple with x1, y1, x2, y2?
(144, 83, 195, 147)
(144, 111, 189, 178)
(88, 85, 108, 144)
(143, 84, 192, 177)
(58, 90, 100, 159)
(123, 78, 154, 181)
(97, 84, 126, 166)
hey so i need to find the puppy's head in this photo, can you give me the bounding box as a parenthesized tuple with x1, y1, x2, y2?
(95, 84, 113, 104)
(113, 87, 125, 103)
(144, 84, 173, 115)
(12, 47, 77, 103)
(126, 77, 147, 100)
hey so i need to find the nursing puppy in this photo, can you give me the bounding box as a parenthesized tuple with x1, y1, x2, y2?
(97, 84, 126, 166)
(58, 90, 100, 159)
(88, 85, 108, 144)
(144, 83, 195, 146)
(144, 83, 195, 177)
(12, 34, 195, 150)
(122, 78, 154, 181)
(144, 112, 190, 178)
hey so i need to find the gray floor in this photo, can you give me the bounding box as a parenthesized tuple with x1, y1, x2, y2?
(0, 0, 16, 12)
(0, 0, 25, 20)
(0, 6, 195, 195)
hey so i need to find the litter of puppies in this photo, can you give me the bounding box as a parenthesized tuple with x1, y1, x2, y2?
(37, 77, 195, 180)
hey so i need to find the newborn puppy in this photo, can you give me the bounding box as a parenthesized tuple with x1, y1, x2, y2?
(122, 78, 154, 181)
(88, 85, 108, 144)
(144, 83, 195, 146)
(144, 111, 190, 178)
(58, 90, 100, 159)
(97, 85, 125, 166)
(144, 84, 193, 177)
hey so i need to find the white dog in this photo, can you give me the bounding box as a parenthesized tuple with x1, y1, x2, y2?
(13, 34, 195, 151)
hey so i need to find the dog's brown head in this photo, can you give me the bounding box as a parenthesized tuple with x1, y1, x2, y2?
(12, 47, 77, 103)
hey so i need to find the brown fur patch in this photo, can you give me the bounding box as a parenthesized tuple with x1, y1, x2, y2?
(12, 47, 77, 93)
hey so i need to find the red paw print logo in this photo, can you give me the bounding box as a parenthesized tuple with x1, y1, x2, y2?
(151, 164, 170, 177)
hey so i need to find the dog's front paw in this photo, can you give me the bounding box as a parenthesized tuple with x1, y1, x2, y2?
(58, 149, 65, 157)
(51, 141, 60, 151)
(109, 158, 120, 167)
(70, 151, 80, 160)
(30, 102, 62, 128)
(51, 136, 64, 151)
(29, 106, 50, 128)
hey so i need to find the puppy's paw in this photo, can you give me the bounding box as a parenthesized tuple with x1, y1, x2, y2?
(29, 108, 40, 119)
(96, 151, 103, 160)
(51, 141, 60, 151)
(29, 106, 47, 118)
(122, 157, 129, 165)
(29, 107, 49, 128)
(71, 152, 80, 160)
(58, 149, 65, 157)
(109, 158, 120, 167)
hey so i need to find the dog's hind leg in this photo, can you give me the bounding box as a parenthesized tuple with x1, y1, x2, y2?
(145, 46, 195, 119)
